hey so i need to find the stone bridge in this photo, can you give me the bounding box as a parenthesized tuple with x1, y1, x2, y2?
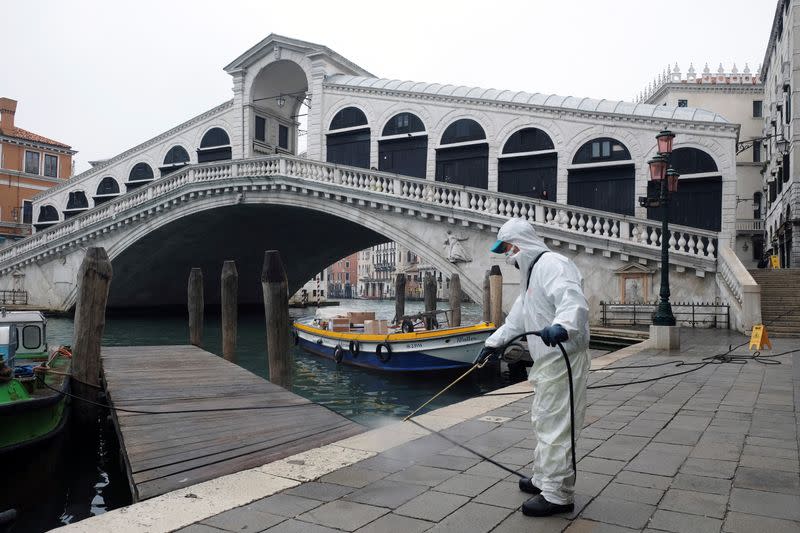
(0, 156, 757, 331)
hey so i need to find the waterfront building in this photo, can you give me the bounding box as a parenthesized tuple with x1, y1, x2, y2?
(0, 98, 75, 243)
(289, 270, 326, 305)
(638, 63, 765, 267)
(761, 0, 799, 267)
(327, 252, 358, 298)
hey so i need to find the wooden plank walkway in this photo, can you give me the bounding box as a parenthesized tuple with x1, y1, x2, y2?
(101, 345, 364, 502)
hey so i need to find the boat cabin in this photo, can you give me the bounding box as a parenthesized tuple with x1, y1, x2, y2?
(0, 310, 47, 359)
(0, 323, 18, 369)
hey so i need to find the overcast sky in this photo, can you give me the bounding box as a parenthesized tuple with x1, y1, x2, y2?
(4, 0, 776, 173)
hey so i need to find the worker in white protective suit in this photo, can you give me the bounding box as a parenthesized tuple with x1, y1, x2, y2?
(482, 218, 590, 517)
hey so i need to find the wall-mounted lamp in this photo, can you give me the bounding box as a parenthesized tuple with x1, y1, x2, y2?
(276, 95, 286, 108)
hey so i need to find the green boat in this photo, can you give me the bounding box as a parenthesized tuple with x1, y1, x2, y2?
(0, 311, 70, 453)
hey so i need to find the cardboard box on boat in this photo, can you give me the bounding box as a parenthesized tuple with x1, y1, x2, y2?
(329, 317, 350, 332)
(347, 311, 376, 324)
(364, 319, 388, 335)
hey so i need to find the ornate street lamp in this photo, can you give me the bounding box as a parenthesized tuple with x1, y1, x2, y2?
(649, 129, 678, 327)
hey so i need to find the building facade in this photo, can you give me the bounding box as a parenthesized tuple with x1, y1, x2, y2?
(761, 0, 799, 267)
(639, 64, 765, 267)
(327, 252, 358, 298)
(289, 270, 327, 305)
(0, 98, 74, 243)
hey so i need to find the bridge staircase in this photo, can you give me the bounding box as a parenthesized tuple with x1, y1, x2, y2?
(749, 269, 800, 337)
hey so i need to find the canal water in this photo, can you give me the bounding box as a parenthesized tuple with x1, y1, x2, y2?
(5, 300, 520, 532)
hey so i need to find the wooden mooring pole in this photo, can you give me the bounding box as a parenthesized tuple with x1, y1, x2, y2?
(221, 260, 238, 362)
(188, 268, 204, 347)
(72, 247, 112, 425)
(261, 250, 291, 389)
(393, 273, 406, 324)
(424, 272, 437, 330)
(482, 270, 491, 323)
(489, 265, 503, 327)
(449, 273, 462, 327)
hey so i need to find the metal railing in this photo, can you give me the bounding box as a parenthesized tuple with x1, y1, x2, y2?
(0, 290, 28, 305)
(599, 301, 730, 329)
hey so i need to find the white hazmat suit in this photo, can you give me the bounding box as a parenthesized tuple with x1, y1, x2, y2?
(485, 218, 590, 505)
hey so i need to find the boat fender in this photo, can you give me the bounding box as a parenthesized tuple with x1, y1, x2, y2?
(348, 340, 360, 358)
(401, 319, 414, 333)
(376, 342, 392, 363)
(292, 330, 300, 346)
(333, 345, 344, 364)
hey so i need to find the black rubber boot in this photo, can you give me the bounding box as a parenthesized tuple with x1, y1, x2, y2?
(518, 477, 541, 495)
(521, 494, 574, 517)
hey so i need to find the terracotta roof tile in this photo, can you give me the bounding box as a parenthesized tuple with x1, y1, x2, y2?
(1, 126, 71, 149)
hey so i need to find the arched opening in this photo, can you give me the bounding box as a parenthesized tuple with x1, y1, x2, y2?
(326, 107, 370, 169)
(35, 204, 59, 231)
(568, 137, 634, 215)
(647, 147, 722, 231)
(198, 128, 232, 163)
(160, 146, 190, 177)
(378, 112, 427, 178)
(498, 128, 556, 199)
(64, 191, 89, 219)
(251, 60, 309, 156)
(436, 119, 488, 189)
(95, 177, 121, 206)
(127, 162, 156, 191)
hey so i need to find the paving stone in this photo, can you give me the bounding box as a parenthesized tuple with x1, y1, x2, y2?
(244, 493, 323, 518)
(644, 442, 693, 457)
(653, 428, 704, 445)
(648, 509, 722, 533)
(491, 447, 533, 466)
(563, 519, 641, 532)
(175, 525, 226, 533)
(344, 479, 428, 508)
(353, 513, 433, 533)
(575, 471, 614, 497)
(733, 466, 800, 494)
(463, 460, 515, 479)
(201, 507, 285, 532)
(741, 444, 799, 460)
(745, 436, 798, 450)
(357, 455, 415, 474)
(617, 420, 666, 438)
(689, 442, 742, 461)
(625, 450, 685, 477)
(318, 466, 388, 488)
(491, 512, 569, 533)
(580, 496, 655, 529)
(415, 453, 480, 471)
(614, 470, 672, 490)
(728, 487, 800, 521)
(680, 458, 737, 479)
(427, 502, 511, 533)
(383, 436, 454, 461)
(739, 454, 800, 472)
(472, 480, 530, 509)
(581, 427, 617, 440)
(396, 490, 470, 521)
(578, 457, 627, 475)
(589, 435, 650, 462)
(722, 511, 800, 533)
(297, 500, 389, 531)
(264, 519, 340, 533)
(670, 473, 731, 495)
(283, 482, 354, 502)
(600, 481, 663, 505)
(433, 473, 499, 496)
(386, 465, 458, 487)
(659, 488, 727, 518)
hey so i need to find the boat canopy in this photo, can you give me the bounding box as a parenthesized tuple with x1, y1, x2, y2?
(313, 307, 362, 320)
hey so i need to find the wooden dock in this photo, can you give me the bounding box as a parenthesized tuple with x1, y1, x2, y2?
(101, 345, 364, 501)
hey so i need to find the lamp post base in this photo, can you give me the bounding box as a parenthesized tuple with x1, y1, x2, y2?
(649, 325, 681, 350)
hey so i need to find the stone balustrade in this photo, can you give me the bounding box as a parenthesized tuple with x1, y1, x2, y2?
(717, 245, 761, 332)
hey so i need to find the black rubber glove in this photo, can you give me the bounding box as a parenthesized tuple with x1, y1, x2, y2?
(476, 345, 498, 364)
(540, 324, 568, 347)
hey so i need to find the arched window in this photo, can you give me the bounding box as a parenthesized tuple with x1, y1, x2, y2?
(436, 119, 488, 189)
(379, 113, 427, 178)
(94, 177, 120, 206)
(63, 191, 89, 219)
(34, 205, 58, 231)
(127, 162, 155, 191)
(647, 147, 722, 231)
(498, 128, 557, 199)
(568, 137, 635, 216)
(160, 146, 190, 177)
(327, 107, 370, 169)
(198, 127, 232, 163)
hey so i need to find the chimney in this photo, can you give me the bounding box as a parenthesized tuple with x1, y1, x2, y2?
(0, 98, 17, 133)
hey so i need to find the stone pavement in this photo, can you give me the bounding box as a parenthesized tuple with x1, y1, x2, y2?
(175, 329, 800, 533)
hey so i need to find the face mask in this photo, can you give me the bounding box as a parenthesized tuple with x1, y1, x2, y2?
(504, 250, 520, 267)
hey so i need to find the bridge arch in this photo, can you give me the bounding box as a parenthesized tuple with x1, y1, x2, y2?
(197, 127, 232, 163)
(326, 106, 371, 169)
(35, 204, 59, 231)
(435, 118, 489, 189)
(159, 145, 191, 177)
(567, 135, 636, 216)
(497, 126, 557, 200)
(94, 176, 121, 206)
(378, 112, 428, 178)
